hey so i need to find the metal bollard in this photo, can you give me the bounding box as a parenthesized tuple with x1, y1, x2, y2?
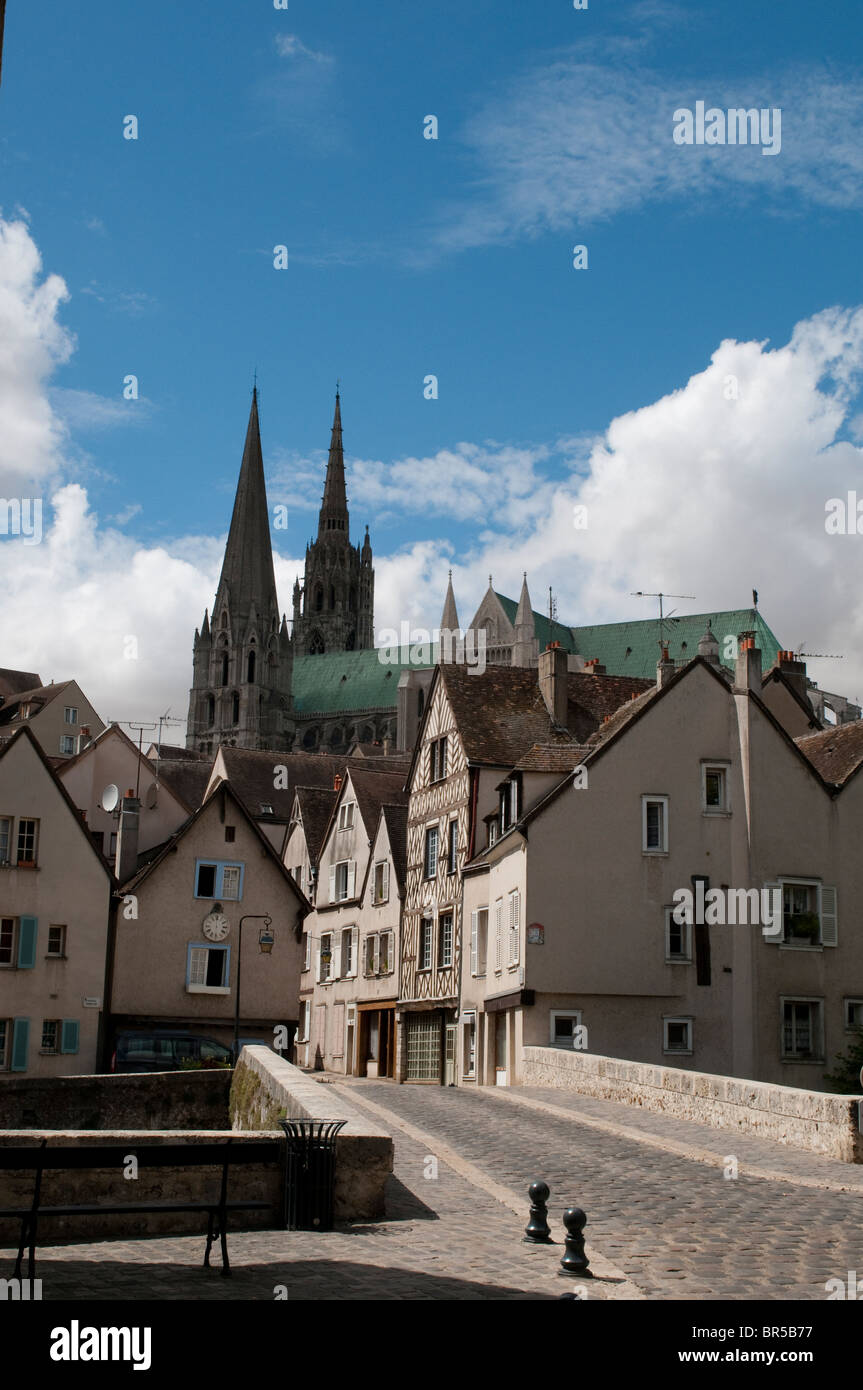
(559, 1206, 591, 1277)
(523, 1179, 553, 1244)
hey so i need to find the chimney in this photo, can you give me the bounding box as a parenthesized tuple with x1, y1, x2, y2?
(656, 646, 676, 688)
(114, 792, 141, 884)
(734, 635, 762, 693)
(333, 773, 342, 792)
(584, 658, 607, 676)
(775, 649, 808, 701)
(539, 642, 568, 727)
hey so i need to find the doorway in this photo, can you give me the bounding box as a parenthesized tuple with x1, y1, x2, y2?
(494, 1013, 508, 1086)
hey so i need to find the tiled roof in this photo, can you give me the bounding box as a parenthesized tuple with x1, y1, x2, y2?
(347, 766, 409, 840)
(516, 744, 592, 772)
(292, 645, 434, 716)
(216, 748, 347, 821)
(149, 743, 209, 762)
(156, 758, 214, 812)
(292, 785, 339, 864)
(438, 664, 651, 767)
(381, 803, 408, 894)
(495, 595, 782, 681)
(0, 679, 74, 727)
(795, 721, 863, 785)
(0, 668, 42, 698)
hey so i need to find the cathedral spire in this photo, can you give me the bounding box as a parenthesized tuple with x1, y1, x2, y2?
(440, 570, 460, 634)
(215, 387, 279, 621)
(317, 389, 349, 542)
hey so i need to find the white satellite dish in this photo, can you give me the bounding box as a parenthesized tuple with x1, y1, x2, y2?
(101, 783, 120, 813)
(145, 783, 158, 810)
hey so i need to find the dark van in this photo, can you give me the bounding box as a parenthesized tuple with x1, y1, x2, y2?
(111, 1031, 233, 1072)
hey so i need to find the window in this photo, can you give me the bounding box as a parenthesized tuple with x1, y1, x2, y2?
(494, 899, 503, 973)
(247, 649, 256, 684)
(47, 925, 66, 957)
(365, 935, 377, 976)
(500, 776, 522, 833)
(470, 908, 488, 976)
(424, 826, 439, 879)
(488, 819, 498, 848)
(342, 927, 357, 978)
(330, 860, 356, 902)
(0, 918, 16, 967)
(195, 860, 244, 900)
(0, 817, 10, 864)
(294, 864, 303, 885)
(419, 918, 433, 970)
(379, 931, 392, 973)
(462, 1012, 476, 1078)
(302, 933, 312, 972)
(438, 912, 453, 968)
(663, 1017, 693, 1054)
(187, 944, 230, 993)
(109, 831, 117, 859)
(319, 933, 333, 982)
(338, 802, 356, 831)
(59, 736, 76, 755)
(16, 818, 38, 865)
(702, 763, 729, 813)
(225, 826, 236, 844)
(429, 736, 448, 784)
(373, 860, 389, 904)
(41, 1020, 59, 1054)
(845, 999, 863, 1031)
(260, 803, 274, 816)
(508, 890, 520, 966)
(447, 820, 458, 874)
(665, 906, 692, 963)
(779, 880, 833, 946)
(298, 1000, 310, 1043)
(64, 707, 77, 724)
(642, 796, 668, 853)
(781, 998, 822, 1061)
(550, 1010, 583, 1047)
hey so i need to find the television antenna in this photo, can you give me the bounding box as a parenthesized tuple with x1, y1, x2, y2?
(631, 591, 696, 652)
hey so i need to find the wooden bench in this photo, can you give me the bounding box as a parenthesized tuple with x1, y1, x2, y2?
(0, 1137, 283, 1278)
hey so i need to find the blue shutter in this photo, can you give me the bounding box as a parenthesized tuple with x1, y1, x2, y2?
(11, 1018, 29, 1072)
(17, 917, 37, 969)
(60, 1020, 80, 1055)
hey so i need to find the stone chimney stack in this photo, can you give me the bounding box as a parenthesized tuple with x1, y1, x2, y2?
(539, 642, 568, 727)
(656, 646, 676, 688)
(114, 791, 141, 886)
(775, 650, 808, 701)
(734, 636, 762, 694)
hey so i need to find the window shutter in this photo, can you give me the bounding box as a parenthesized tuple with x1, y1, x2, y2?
(373, 934, 381, 973)
(303, 934, 311, 970)
(763, 882, 782, 944)
(329, 864, 337, 903)
(382, 861, 390, 901)
(188, 947, 207, 986)
(316, 946, 322, 983)
(470, 910, 478, 976)
(332, 934, 342, 979)
(61, 1020, 80, 1055)
(494, 902, 502, 972)
(350, 926, 359, 976)
(821, 886, 838, 947)
(510, 891, 520, 965)
(17, 916, 37, 969)
(347, 861, 357, 898)
(11, 1018, 29, 1072)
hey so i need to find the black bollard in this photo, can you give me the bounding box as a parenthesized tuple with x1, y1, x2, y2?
(559, 1206, 592, 1277)
(523, 1180, 553, 1244)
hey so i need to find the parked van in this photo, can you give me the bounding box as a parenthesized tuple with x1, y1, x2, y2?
(111, 1030, 233, 1072)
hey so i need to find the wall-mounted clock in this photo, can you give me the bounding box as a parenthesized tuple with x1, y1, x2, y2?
(202, 912, 230, 941)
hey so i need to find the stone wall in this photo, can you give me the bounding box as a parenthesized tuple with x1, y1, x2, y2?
(0, 1130, 282, 1245)
(522, 1046, 863, 1163)
(231, 1047, 393, 1219)
(0, 1070, 231, 1131)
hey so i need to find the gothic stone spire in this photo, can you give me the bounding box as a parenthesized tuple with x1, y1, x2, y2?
(317, 389, 349, 543)
(215, 386, 279, 625)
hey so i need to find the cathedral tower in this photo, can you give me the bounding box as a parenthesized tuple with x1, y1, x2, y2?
(186, 389, 293, 752)
(292, 391, 374, 656)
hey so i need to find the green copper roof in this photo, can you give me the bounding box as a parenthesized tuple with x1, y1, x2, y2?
(292, 644, 435, 715)
(497, 594, 782, 681)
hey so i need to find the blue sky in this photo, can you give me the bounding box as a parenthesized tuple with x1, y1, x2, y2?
(1, 0, 863, 719)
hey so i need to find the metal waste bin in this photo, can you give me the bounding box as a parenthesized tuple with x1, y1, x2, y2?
(280, 1119, 347, 1231)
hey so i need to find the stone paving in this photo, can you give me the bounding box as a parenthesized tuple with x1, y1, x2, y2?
(337, 1078, 863, 1301)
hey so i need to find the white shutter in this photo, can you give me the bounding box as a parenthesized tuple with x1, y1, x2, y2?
(350, 926, 359, 976)
(315, 945, 322, 983)
(332, 933, 342, 980)
(494, 901, 502, 972)
(820, 886, 838, 946)
(763, 882, 782, 943)
(188, 947, 207, 986)
(509, 891, 520, 965)
(347, 861, 357, 898)
(329, 864, 337, 904)
(382, 861, 390, 902)
(470, 910, 478, 976)
(303, 934, 311, 970)
(373, 934, 381, 973)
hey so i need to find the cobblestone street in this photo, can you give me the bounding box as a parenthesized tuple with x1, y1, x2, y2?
(3, 1077, 861, 1301)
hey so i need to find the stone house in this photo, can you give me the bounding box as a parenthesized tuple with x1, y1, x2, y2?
(0, 673, 105, 761)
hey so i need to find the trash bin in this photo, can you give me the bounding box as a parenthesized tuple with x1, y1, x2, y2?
(280, 1119, 347, 1231)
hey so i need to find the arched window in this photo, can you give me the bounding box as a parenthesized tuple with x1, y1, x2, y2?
(247, 648, 256, 684)
(220, 650, 229, 686)
(417, 688, 425, 719)
(309, 630, 325, 655)
(303, 727, 318, 749)
(329, 586, 336, 610)
(345, 630, 355, 651)
(221, 611, 228, 630)
(232, 692, 240, 724)
(314, 585, 324, 612)
(206, 694, 215, 725)
(349, 586, 357, 612)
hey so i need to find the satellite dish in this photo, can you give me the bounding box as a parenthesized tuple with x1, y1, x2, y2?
(145, 783, 158, 810)
(101, 784, 120, 813)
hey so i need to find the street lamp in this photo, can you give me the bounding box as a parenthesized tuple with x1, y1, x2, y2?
(233, 914, 273, 1063)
